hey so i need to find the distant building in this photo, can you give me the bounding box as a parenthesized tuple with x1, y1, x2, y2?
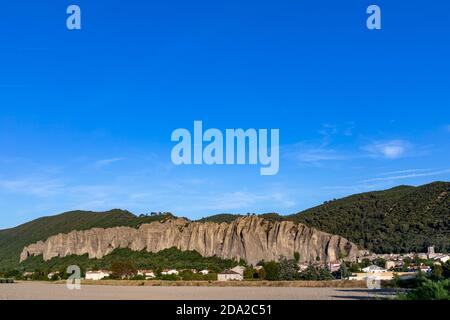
(161, 269, 179, 275)
(231, 266, 246, 276)
(199, 270, 209, 275)
(137, 270, 156, 279)
(328, 262, 341, 273)
(85, 270, 111, 280)
(298, 264, 309, 272)
(434, 255, 450, 264)
(428, 246, 435, 256)
(218, 270, 243, 282)
(417, 253, 428, 260)
(362, 265, 387, 273)
(47, 272, 59, 280)
(385, 261, 397, 270)
(419, 266, 432, 273)
(349, 272, 414, 281)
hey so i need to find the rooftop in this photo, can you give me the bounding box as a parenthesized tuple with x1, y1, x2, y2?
(219, 270, 240, 275)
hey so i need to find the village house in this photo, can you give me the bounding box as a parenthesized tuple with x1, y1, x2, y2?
(419, 265, 432, 273)
(137, 270, 156, 279)
(417, 253, 428, 260)
(356, 246, 449, 268)
(362, 265, 387, 273)
(349, 271, 415, 281)
(434, 254, 450, 264)
(231, 266, 246, 276)
(85, 270, 111, 280)
(351, 264, 414, 281)
(218, 270, 243, 282)
(199, 269, 209, 275)
(47, 272, 60, 280)
(161, 269, 179, 275)
(328, 261, 341, 273)
(298, 264, 309, 272)
(385, 260, 397, 270)
(22, 272, 34, 279)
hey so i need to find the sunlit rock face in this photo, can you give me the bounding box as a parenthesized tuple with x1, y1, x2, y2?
(20, 217, 360, 265)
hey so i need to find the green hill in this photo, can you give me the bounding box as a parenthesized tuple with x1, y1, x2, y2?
(291, 181, 450, 254)
(0, 209, 172, 271)
(1, 181, 449, 271)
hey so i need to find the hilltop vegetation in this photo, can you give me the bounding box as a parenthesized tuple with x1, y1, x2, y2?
(0, 209, 173, 270)
(197, 212, 283, 223)
(291, 182, 450, 254)
(196, 214, 243, 223)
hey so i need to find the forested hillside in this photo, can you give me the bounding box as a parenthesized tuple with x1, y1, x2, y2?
(0, 209, 172, 270)
(292, 182, 450, 253)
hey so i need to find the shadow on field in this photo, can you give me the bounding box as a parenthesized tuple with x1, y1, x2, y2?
(332, 288, 397, 300)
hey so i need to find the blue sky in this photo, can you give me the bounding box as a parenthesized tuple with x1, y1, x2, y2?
(0, 0, 449, 229)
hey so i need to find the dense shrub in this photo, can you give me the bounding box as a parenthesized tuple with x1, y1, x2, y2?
(398, 279, 450, 300)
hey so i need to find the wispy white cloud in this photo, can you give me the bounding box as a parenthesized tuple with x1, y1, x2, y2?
(283, 123, 363, 165)
(363, 168, 450, 183)
(343, 123, 355, 137)
(169, 189, 297, 214)
(0, 178, 64, 197)
(297, 149, 345, 162)
(362, 140, 412, 159)
(377, 168, 433, 176)
(93, 158, 125, 168)
(283, 142, 348, 164)
(317, 122, 355, 143)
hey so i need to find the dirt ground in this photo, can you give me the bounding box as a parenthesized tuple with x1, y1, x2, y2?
(0, 282, 396, 300)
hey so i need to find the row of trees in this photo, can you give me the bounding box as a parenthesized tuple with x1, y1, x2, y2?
(244, 255, 339, 281)
(107, 262, 218, 281)
(17, 248, 237, 275)
(9, 248, 355, 282)
(347, 256, 444, 274)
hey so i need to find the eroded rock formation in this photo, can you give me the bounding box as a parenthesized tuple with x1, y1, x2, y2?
(20, 217, 360, 265)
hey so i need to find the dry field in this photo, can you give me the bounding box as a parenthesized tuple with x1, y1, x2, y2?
(69, 279, 370, 287)
(0, 281, 396, 300)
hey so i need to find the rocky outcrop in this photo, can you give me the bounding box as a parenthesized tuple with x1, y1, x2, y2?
(20, 217, 360, 265)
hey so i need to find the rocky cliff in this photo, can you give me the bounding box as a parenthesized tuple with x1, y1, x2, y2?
(20, 217, 360, 265)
